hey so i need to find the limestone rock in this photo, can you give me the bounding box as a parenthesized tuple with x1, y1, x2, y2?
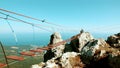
(32, 65, 41, 68)
(107, 47, 120, 68)
(44, 32, 65, 62)
(32, 52, 84, 68)
(44, 58, 61, 68)
(32, 59, 59, 68)
(60, 52, 84, 68)
(81, 39, 110, 64)
(108, 54, 120, 68)
(70, 32, 94, 52)
(107, 32, 120, 48)
(78, 32, 94, 51)
(80, 38, 120, 68)
(32, 62, 45, 68)
(32, 31, 120, 68)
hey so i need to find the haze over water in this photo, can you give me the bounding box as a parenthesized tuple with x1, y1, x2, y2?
(0, 32, 113, 46)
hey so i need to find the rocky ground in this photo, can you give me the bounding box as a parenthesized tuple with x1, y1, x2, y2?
(32, 31, 120, 68)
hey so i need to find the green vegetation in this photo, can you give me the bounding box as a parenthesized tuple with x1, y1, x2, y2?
(0, 45, 44, 68)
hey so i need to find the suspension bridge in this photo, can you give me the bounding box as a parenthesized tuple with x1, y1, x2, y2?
(0, 8, 82, 68)
(0, 8, 119, 68)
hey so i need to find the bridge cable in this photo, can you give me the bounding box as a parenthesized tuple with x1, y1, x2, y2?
(0, 8, 61, 27)
(32, 25, 35, 45)
(0, 12, 52, 32)
(5, 15, 18, 45)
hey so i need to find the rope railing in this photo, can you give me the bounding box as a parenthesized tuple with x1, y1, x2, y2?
(0, 16, 54, 32)
(0, 8, 62, 27)
(0, 8, 81, 32)
(5, 19, 18, 44)
(0, 12, 52, 32)
(0, 15, 80, 33)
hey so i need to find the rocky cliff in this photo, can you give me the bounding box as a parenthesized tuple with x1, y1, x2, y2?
(107, 33, 120, 48)
(32, 31, 120, 68)
(44, 32, 65, 62)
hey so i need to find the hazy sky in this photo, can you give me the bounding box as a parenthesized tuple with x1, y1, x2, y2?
(0, 0, 120, 33)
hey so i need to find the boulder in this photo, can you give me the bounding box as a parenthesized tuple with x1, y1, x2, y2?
(32, 62, 45, 68)
(44, 32, 65, 62)
(108, 54, 120, 68)
(32, 52, 84, 68)
(70, 31, 94, 52)
(60, 52, 84, 68)
(81, 38, 120, 68)
(107, 32, 120, 48)
(81, 39, 110, 64)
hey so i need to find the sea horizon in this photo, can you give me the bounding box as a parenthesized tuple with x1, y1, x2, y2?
(0, 32, 115, 46)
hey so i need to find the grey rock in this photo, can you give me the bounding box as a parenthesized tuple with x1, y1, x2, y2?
(32, 31, 120, 68)
(107, 32, 120, 48)
(32, 52, 84, 68)
(44, 32, 65, 62)
(70, 32, 94, 52)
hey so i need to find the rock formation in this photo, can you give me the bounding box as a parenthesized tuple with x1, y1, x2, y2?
(107, 32, 120, 48)
(44, 32, 65, 62)
(32, 52, 84, 68)
(81, 39, 110, 64)
(60, 52, 84, 68)
(70, 32, 94, 52)
(32, 31, 120, 68)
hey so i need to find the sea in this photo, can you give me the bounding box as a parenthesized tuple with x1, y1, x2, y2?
(0, 32, 114, 46)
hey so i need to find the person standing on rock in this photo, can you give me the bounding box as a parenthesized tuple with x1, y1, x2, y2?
(80, 29, 84, 33)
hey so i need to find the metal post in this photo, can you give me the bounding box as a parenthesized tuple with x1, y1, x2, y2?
(0, 42, 9, 68)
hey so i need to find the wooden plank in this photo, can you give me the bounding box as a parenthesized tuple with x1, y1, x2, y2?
(20, 52, 35, 56)
(0, 63, 7, 68)
(7, 56, 24, 61)
(30, 49, 44, 52)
